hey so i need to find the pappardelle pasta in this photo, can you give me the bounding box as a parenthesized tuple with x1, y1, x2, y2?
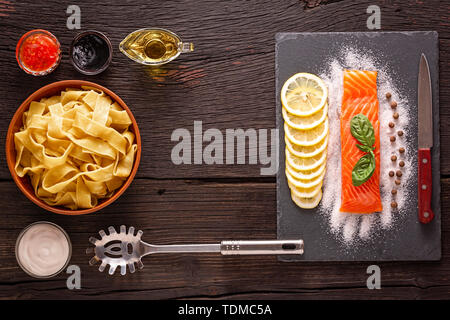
(14, 87, 137, 210)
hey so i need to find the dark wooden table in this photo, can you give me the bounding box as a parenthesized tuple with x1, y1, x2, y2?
(0, 0, 449, 299)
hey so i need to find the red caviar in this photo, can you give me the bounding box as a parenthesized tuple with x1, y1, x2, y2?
(16, 30, 61, 75)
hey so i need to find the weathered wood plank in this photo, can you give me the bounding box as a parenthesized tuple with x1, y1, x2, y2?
(0, 0, 448, 179)
(0, 177, 448, 299)
(0, 0, 448, 300)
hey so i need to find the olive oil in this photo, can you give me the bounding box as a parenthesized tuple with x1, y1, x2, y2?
(119, 28, 194, 66)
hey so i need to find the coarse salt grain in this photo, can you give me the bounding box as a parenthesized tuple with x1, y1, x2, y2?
(318, 47, 413, 244)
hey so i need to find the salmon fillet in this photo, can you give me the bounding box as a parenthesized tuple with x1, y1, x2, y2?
(340, 70, 382, 213)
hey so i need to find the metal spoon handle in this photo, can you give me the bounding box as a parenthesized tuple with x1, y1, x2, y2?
(220, 240, 303, 255)
(146, 243, 221, 254)
(144, 240, 303, 256)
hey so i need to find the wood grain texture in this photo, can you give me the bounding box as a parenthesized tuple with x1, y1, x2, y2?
(0, 177, 449, 300)
(0, 0, 448, 179)
(0, 0, 448, 299)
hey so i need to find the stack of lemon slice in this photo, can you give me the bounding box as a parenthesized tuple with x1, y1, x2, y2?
(281, 73, 329, 209)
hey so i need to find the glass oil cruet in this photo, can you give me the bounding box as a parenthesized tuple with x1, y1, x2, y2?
(119, 28, 194, 66)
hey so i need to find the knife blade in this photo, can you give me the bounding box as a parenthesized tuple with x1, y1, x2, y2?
(417, 53, 434, 224)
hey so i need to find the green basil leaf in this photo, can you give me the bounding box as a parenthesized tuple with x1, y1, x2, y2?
(350, 114, 375, 148)
(352, 153, 376, 187)
(356, 144, 372, 153)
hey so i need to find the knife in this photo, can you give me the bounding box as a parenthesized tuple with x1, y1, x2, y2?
(418, 53, 434, 224)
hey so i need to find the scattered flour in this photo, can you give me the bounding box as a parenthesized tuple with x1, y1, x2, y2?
(318, 47, 413, 244)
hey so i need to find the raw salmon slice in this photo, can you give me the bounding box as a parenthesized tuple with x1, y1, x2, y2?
(340, 70, 382, 213)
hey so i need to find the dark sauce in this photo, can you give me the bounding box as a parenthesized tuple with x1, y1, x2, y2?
(71, 33, 110, 73)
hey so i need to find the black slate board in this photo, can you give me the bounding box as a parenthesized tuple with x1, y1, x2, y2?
(276, 32, 441, 261)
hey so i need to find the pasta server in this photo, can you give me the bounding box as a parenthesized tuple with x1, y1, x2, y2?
(87, 225, 304, 275)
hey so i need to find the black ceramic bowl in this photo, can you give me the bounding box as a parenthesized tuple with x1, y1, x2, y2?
(70, 30, 112, 75)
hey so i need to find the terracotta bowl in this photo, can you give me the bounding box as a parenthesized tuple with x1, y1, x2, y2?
(6, 80, 141, 215)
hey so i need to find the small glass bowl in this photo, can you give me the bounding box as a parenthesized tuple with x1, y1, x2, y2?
(70, 30, 113, 75)
(16, 29, 61, 76)
(15, 221, 72, 279)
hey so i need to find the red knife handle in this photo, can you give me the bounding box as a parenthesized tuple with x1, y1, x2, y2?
(418, 148, 434, 224)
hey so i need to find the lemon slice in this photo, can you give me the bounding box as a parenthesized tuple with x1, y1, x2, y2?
(285, 148, 326, 171)
(282, 103, 328, 130)
(285, 168, 325, 189)
(291, 188, 323, 209)
(285, 135, 328, 158)
(281, 73, 328, 117)
(288, 180, 323, 198)
(286, 160, 326, 180)
(284, 118, 328, 147)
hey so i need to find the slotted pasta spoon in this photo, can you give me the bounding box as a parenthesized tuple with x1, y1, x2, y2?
(87, 225, 304, 275)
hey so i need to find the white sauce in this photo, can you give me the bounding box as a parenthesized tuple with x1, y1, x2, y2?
(17, 223, 70, 277)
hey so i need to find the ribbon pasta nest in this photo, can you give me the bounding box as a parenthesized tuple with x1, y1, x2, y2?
(14, 87, 137, 210)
